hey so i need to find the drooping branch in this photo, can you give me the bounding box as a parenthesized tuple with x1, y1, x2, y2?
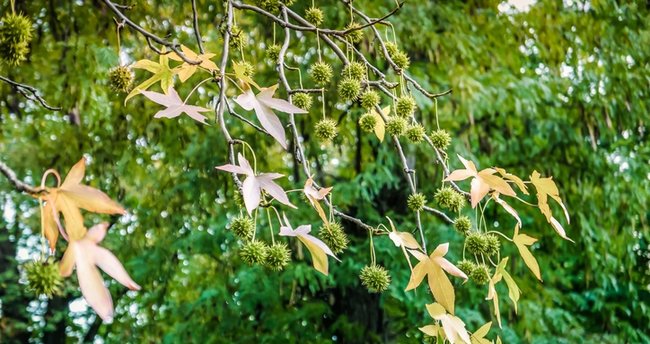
(0, 75, 61, 111)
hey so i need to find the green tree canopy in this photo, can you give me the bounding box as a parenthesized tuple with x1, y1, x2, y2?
(0, 0, 648, 343)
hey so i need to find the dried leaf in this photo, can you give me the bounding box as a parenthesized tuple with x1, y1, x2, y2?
(169, 45, 218, 82)
(386, 217, 421, 250)
(303, 176, 332, 224)
(492, 193, 521, 227)
(497, 257, 521, 314)
(234, 84, 308, 149)
(405, 243, 467, 314)
(60, 223, 140, 322)
(215, 153, 296, 214)
(470, 322, 492, 344)
(513, 225, 542, 281)
(370, 106, 389, 142)
(530, 171, 571, 241)
(425, 302, 471, 344)
(279, 214, 339, 275)
(445, 155, 516, 208)
(46, 158, 125, 241)
(140, 86, 211, 124)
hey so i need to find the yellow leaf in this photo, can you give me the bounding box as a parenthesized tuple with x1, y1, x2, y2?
(486, 273, 502, 328)
(125, 50, 176, 103)
(495, 167, 529, 195)
(233, 62, 260, 90)
(425, 303, 471, 344)
(169, 45, 218, 82)
(513, 225, 542, 281)
(497, 257, 521, 314)
(42, 200, 59, 251)
(492, 193, 521, 227)
(470, 322, 492, 344)
(406, 244, 467, 314)
(371, 106, 389, 142)
(298, 236, 329, 275)
(46, 158, 126, 241)
(530, 171, 571, 240)
(419, 324, 442, 337)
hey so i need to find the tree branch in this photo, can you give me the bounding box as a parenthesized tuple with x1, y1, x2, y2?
(0, 75, 61, 111)
(0, 160, 41, 195)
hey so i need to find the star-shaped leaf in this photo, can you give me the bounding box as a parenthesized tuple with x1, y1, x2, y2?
(303, 176, 332, 223)
(215, 153, 296, 214)
(512, 225, 542, 281)
(60, 223, 140, 322)
(234, 84, 308, 149)
(169, 45, 218, 82)
(405, 243, 468, 314)
(140, 86, 211, 124)
(44, 158, 125, 245)
(445, 155, 516, 208)
(125, 51, 176, 103)
(279, 214, 339, 275)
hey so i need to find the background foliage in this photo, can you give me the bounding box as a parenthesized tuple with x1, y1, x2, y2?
(1, 0, 648, 343)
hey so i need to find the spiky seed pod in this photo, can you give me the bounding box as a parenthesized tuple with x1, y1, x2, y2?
(281, 0, 295, 6)
(470, 264, 491, 285)
(240, 240, 268, 265)
(314, 118, 338, 142)
(233, 191, 246, 209)
(391, 50, 410, 71)
(108, 66, 134, 93)
(305, 7, 324, 26)
(264, 243, 291, 271)
(0, 13, 33, 66)
(292, 92, 312, 111)
(449, 192, 466, 213)
(228, 25, 247, 49)
(395, 96, 416, 118)
(319, 222, 348, 254)
(23, 258, 63, 298)
(406, 124, 426, 143)
(359, 113, 377, 132)
(342, 61, 365, 80)
(267, 44, 281, 63)
(359, 265, 391, 293)
(484, 234, 500, 256)
(430, 129, 451, 150)
(229, 216, 255, 240)
(407, 193, 427, 212)
(255, 0, 281, 12)
(360, 90, 380, 110)
(385, 42, 399, 56)
(453, 216, 472, 235)
(345, 22, 364, 43)
(456, 260, 477, 276)
(338, 77, 361, 102)
(309, 62, 333, 85)
(465, 232, 486, 255)
(434, 186, 462, 211)
(236, 60, 255, 77)
(386, 116, 408, 136)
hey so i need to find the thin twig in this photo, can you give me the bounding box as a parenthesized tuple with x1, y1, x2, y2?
(0, 160, 42, 195)
(191, 0, 205, 54)
(101, 0, 201, 64)
(0, 76, 61, 111)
